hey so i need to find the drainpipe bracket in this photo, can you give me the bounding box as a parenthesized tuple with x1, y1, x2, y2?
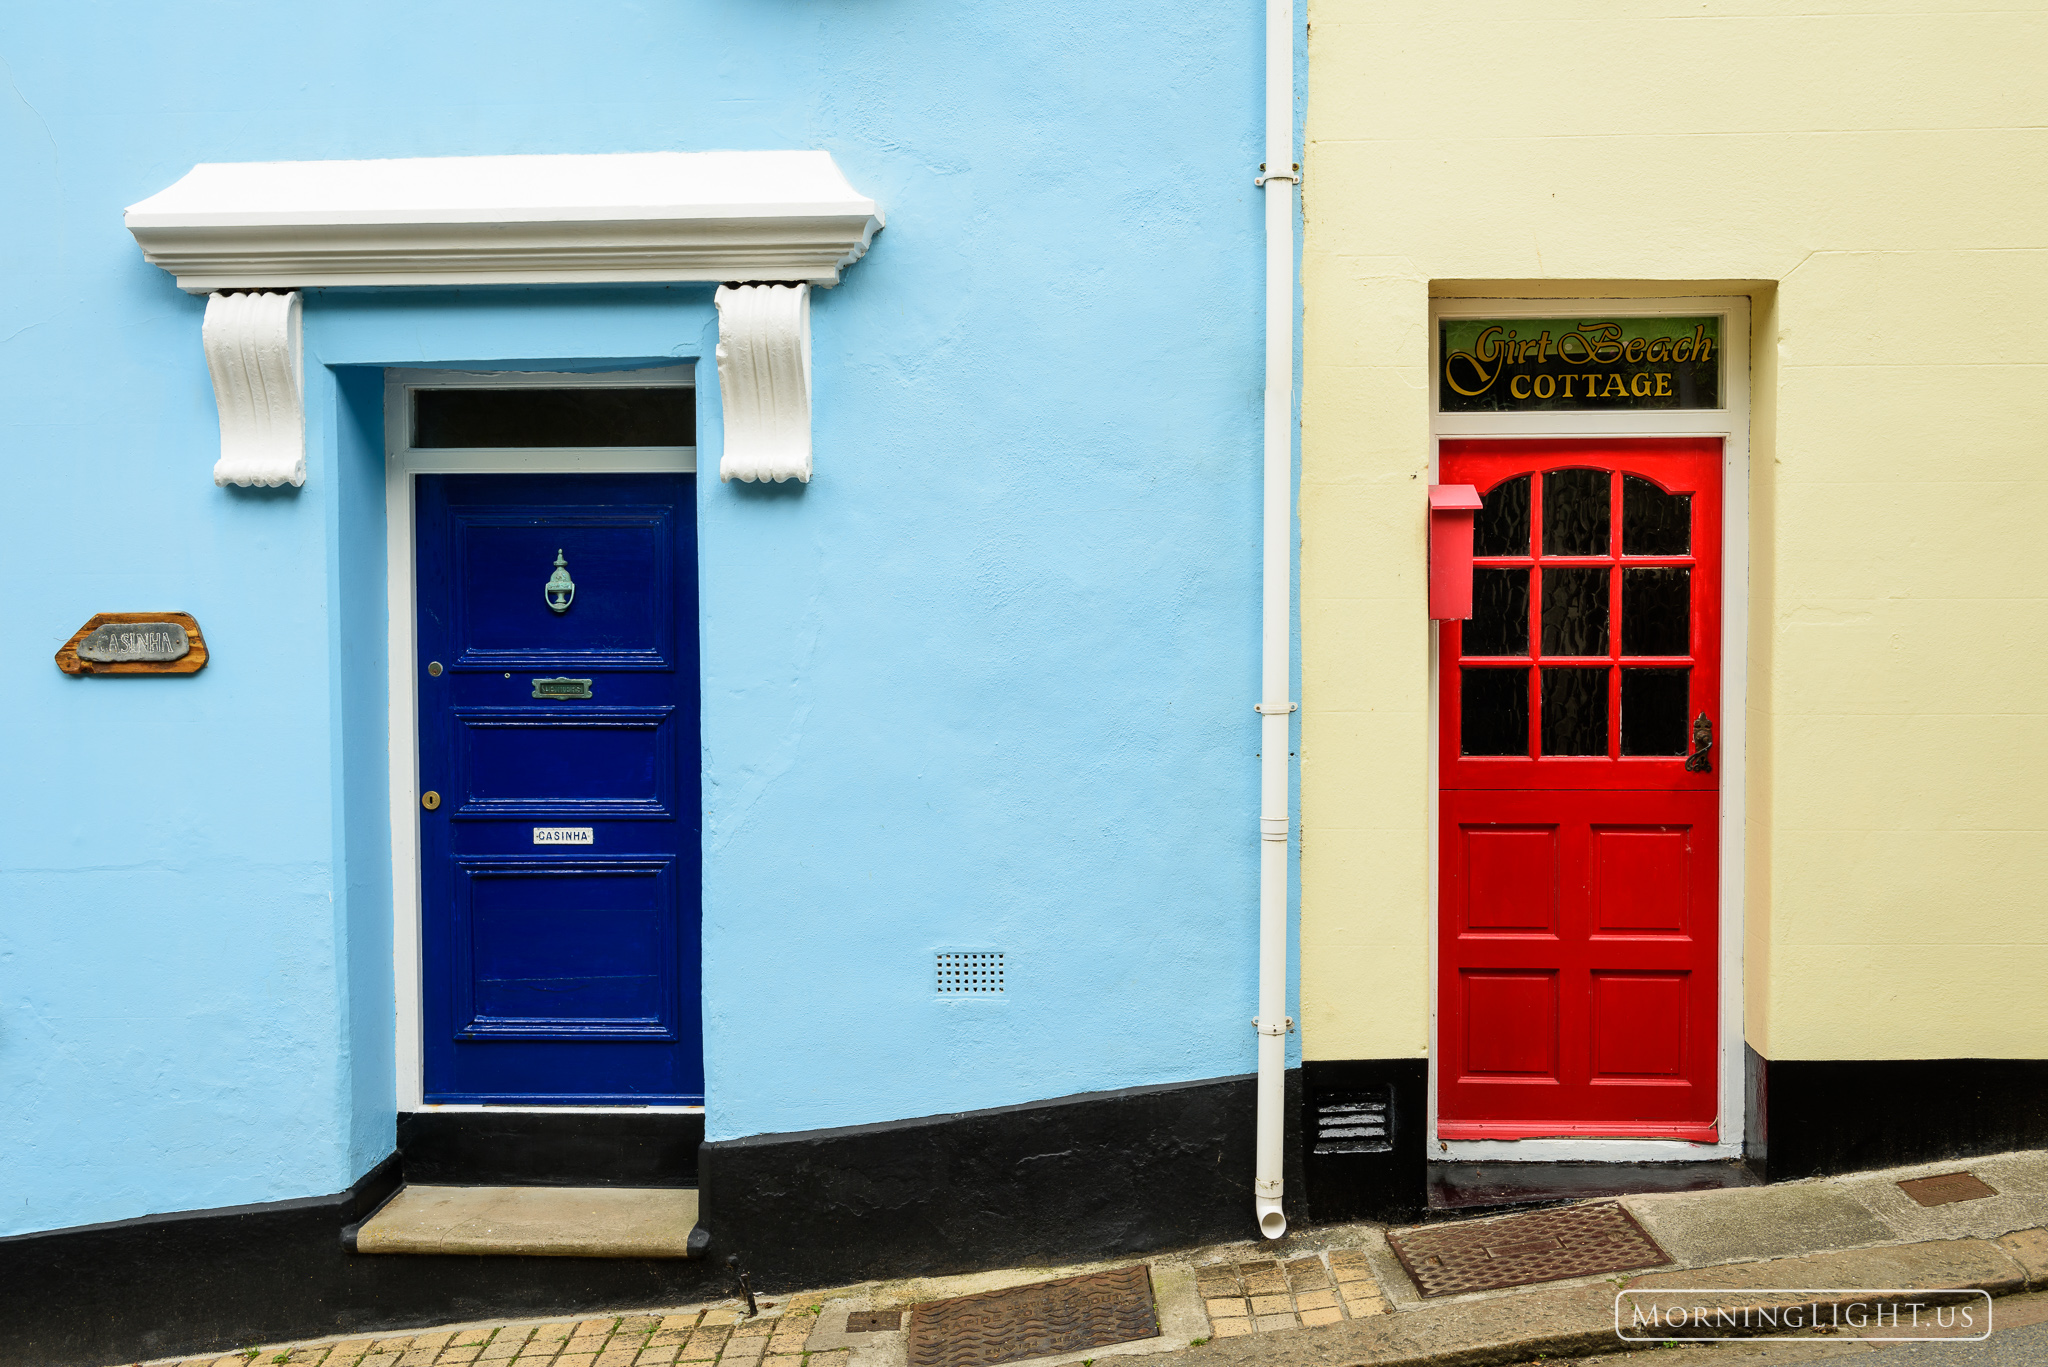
(1254, 163, 1301, 187)
(1255, 701, 1297, 714)
(1252, 1016, 1295, 1036)
(1255, 1177, 1284, 1198)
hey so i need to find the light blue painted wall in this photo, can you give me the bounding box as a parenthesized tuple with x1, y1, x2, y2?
(0, 0, 1293, 1235)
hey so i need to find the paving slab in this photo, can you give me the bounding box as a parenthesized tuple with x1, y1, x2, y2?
(1835, 1165, 2048, 1244)
(354, 1186, 699, 1258)
(1994, 1228, 2048, 1288)
(1626, 1236, 2026, 1297)
(1966, 1150, 2048, 1197)
(1626, 1182, 1898, 1265)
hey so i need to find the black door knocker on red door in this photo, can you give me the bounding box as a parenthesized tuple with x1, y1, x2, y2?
(1685, 713, 1714, 773)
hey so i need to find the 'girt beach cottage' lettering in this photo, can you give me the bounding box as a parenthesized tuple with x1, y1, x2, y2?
(1439, 316, 1722, 412)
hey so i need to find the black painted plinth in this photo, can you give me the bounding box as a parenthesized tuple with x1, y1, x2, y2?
(1755, 1055, 2048, 1182)
(1304, 1052, 2048, 1218)
(397, 1110, 705, 1186)
(0, 1154, 724, 1367)
(1299, 1060, 1428, 1225)
(697, 1074, 1299, 1291)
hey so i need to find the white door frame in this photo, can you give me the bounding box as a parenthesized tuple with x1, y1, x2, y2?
(382, 366, 702, 1114)
(1426, 296, 1751, 1162)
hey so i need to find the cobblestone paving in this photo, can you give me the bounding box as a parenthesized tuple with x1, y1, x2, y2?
(135, 1306, 849, 1367)
(1193, 1248, 1387, 1338)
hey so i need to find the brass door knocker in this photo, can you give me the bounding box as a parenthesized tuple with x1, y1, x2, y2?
(544, 550, 576, 614)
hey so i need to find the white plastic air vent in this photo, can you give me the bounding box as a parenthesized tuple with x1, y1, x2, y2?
(936, 951, 1005, 995)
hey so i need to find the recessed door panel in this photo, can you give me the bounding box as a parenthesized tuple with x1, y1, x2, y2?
(1590, 972, 1689, 1079)
(459, 861, 675, 1037)
(450, 515, 676, 670)
(419, 471, 700, 1105)
(1461, 827, 1559, 935)
(1437, 440, 1720, 1140)
(1592, 827, 1691, 934)
(1462, 972, 1559, 1078)
(456, 709, 674, 817)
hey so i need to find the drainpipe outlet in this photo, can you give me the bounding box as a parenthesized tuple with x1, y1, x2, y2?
(1256, 1194, 1287, 1240)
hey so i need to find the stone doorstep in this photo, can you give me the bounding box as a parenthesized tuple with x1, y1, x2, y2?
(352, 1186, 700, 1258)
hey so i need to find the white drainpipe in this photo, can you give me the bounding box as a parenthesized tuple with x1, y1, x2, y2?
(1253, 0, 1297, 1242)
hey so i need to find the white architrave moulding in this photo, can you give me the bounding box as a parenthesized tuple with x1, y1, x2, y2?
(715, 284, 812, 484)
(203, 291, 305, 488)
(125, 151, 884, 292)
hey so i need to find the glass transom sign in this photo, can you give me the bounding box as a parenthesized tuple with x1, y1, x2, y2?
(1439, 317, 1721, 412)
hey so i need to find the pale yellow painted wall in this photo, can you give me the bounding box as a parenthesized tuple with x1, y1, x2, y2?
(1299, 1, 2048, 1062)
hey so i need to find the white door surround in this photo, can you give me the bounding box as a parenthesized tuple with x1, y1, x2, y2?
(1427, 295, 1752, 1163)
(383, 367, 702, 1115)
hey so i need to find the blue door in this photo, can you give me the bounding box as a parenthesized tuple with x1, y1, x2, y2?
(417, 472, 701, 1104)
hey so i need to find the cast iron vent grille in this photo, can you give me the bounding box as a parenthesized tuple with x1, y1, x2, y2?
(907, 1265, 1157, 1367)
(1899, 1172, 1999, 1206)
(936, 951, 1005, 995)
(1387, 1201, 1672, 1297)
(1313, 1087, 1393, 1154)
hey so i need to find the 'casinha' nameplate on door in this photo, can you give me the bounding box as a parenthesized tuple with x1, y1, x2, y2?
(534, 827, 594, 845)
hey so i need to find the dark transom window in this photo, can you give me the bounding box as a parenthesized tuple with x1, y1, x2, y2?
(412, 387, 695, 449)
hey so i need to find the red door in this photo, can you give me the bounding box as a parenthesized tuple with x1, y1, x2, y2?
(1437, 438, 1721, 1141)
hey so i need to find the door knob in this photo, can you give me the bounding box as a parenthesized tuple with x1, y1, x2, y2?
(1684, 715, 1714, 773)
(421, 790, 442, 810)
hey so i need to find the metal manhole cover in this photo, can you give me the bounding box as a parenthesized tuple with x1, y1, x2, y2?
(907, 1265, 1159, 1367)
(1899, 1172, 1999, 1207)
(848, 1310, 903, 1332)
(1387, 1201, 1672, 1297)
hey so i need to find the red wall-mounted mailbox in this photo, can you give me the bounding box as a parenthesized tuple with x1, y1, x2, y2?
(1429, 483, 1484, 621)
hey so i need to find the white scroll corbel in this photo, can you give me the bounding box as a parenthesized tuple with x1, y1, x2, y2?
(202, 290, 304, 488)
(715, 283, 812, 483)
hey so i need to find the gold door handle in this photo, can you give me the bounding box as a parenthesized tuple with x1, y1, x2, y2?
(421, 790, 442, 810)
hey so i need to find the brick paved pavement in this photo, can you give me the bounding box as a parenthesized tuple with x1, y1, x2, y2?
(123, 1242, 1399, 1367)
(131, 1305, 851, 1367)
(1193, 1249, 1387, 1338)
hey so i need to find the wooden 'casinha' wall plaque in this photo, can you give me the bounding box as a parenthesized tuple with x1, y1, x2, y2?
(55, 613, 209, 675)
